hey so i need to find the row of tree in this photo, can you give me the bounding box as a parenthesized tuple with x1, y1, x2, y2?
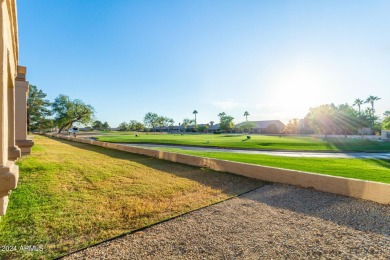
(117, 120, 145, 131)
(29, 85, 388, 135)
(121, 98, 389, 135)
(283, 96, 389, 136)
(92, 120, 110, 131)
(27, 85, 95, 133)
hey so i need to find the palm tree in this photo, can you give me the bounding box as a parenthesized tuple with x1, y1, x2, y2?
(243, 111, 250, 122)
(168, 118, 174, 132)
(365, 96, 381, 116)
(353, 98, 364, 114)
(193, 110, 198, 125)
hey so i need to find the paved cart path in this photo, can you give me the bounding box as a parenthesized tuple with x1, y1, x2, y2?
(65, 184, 390, 259)
(121, 143, 390, 159)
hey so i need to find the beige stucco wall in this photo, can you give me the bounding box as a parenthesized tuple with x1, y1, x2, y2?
(49, 134, 390, 205)
(0, 0, 23, 216)
(15, 66, 33, 155)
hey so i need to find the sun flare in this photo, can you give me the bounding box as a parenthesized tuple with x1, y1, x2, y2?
(267, 64, 330, 119)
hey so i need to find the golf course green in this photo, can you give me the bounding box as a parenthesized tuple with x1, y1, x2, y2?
(97, 133, 390, 152)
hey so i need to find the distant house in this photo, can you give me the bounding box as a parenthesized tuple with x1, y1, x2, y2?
(78, 127, 92, 131)
(151, 123, 221, 133)
(236, 120, 285, 134)
(208, 123, 220, 132)
(358, 128, 372, 135)
(381, 130, 390, 140)
(151, 125, 184, 132)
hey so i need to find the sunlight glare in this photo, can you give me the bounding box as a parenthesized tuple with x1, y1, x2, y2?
(267, 63, 330, 120)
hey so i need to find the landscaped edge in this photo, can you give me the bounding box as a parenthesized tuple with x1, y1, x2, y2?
(47, 134, 390, 205)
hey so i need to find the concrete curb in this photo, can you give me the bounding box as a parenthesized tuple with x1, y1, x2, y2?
(47, 134, 390, 205)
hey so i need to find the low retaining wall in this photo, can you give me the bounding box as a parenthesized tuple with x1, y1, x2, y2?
(47, 134, 390, 205)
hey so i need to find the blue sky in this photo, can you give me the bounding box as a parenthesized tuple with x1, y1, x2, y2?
(18, 0, 390, 127)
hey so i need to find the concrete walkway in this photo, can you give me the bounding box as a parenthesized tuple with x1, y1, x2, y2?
(122, 143, 390, 159)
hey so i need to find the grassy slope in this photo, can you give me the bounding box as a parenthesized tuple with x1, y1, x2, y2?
(152, 148, 390, 184)
(0, 136, 265, 259)
(97, 134, 390, 152)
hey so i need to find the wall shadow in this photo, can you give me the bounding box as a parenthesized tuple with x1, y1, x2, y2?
(243, 183, 390, 236)
(47, 136, 390, 236)
(46, 137, 267, 197)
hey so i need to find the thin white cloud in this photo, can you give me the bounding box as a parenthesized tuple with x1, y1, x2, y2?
(212, 100, 243, 110)
(254, 103, 280, 110)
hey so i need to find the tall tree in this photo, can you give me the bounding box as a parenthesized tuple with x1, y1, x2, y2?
(193, 110, 198, 125)
(182, 118, 193, 132)
(157, 116, 165, 129)
(334, 104, 361, 136)
(363, 107, 378, 128)
(218, 112, 226, 120)
(52, 94, 95, 133)
(237, 121, 256, 133)
(197, 125, 209, 133)
(243, 111, 250, 122)
(128, 120, 144, 131)
(307, 104, 337, 137)
(92, 120, 103, 130)
(353, 98, 364, 114)
(143, 112, 159, 131)
(307, 103, 367, 136)
(168, 118, 175, 132)
(219, 114, 234, 132)
(102, 122, 110, 131)
(27, 85, 52, 133)
(283, 119, 300, 134)
(382, 112, 390, 130)
(365, 96, 381, 116)
(118, 122, 129, 131)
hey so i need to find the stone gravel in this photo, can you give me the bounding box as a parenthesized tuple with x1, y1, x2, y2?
(64, 184, 390, 259)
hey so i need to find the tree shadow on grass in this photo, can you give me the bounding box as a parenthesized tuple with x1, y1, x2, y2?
(368, 158, 390, 169)
(48, 137, 267, 198)
(324, 137, 390, 152)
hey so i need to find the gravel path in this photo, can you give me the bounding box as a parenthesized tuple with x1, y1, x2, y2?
(64, 184, 390, 259)
(121, 143, 390, 159)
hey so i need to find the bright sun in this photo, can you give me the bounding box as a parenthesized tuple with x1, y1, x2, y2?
(267, 64, 330, 119)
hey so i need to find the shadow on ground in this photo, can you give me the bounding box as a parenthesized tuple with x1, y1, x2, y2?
(48, 136, 267, 197)
(325, 137, 390, 152)
(245, 183, 390, 236)
(49, 136, 390, 237)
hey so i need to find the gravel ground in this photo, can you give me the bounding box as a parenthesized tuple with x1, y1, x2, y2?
(64, 184, 390, 259)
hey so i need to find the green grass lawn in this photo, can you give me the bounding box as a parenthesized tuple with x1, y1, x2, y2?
(148, 147, 390, 184)
(97, 133, 390, 152)
(0, 136, 265, 259)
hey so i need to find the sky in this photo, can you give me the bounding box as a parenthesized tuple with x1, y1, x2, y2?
(18, 0, 390, 127)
